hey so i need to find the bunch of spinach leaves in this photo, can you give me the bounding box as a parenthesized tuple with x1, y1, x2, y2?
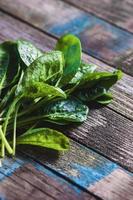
(0, 34, 122, 160)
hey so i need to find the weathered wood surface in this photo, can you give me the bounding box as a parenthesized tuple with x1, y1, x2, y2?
(0, 3, 133, 200)
(0, 11, 133, 171)
(65, 0, 133, 33)
(0, 0, 133, 76)
(0, 156, 95, 200)
(0, 11, 132, 121)
(19, 140, 133, 200)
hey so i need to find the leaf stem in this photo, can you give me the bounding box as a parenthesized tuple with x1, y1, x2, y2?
(13, 103, 20, 156)
(2, 96, 21, 157)
(0, 125, 13, 156)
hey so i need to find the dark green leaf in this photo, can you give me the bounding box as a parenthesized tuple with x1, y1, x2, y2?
(0, 42, 9, 90)
(77, 70, 123, 90)
(16, 128, 69, 151)
(44, 98, 89, 123)
(96, 93, 113, 105)
(56, 34, 81, 85)
(17, 40, 43, 66)
(0, 41, 21, 88)
(0, 85, 16, 112)
(75, 86, 107, 102)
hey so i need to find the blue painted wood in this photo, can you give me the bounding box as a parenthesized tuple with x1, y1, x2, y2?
(0, 156, 93, 200)
(19, 140, 133, 200)
(1, 140, 132, 200)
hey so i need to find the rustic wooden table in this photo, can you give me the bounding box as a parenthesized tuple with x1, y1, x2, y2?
(0, 0, 133, 199)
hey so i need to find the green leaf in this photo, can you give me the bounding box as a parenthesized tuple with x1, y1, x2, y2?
(56, 34, 81, 85)
(16, 128, 69, 151)
(17, 40, 43, 66)
(0, 41, 21, 88)
(70, 62, 97, 84)
(96, 93, 113, 105)
(22, 51, 64, 86)
(22, 82, 66, 99)
(44, 98, 89, 123)
(77, 70, 123, 90)
(0, 85, 16, 112)
(75, 86, 107, 102)
(0, 42, 9, 90)
(66, 62, 97, 94)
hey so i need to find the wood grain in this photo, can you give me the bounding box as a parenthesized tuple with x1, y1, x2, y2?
(0, 10, 132, 200)
(0, 12, 132, 171)
(18, 140, 133, 200)
(0, 11, 132, 121)
(0, 156, 94, 200)
(0, 0, 133, 76)
(65, 0, 133, 33)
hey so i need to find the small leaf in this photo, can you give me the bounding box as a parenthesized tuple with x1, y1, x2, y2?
(56, 34, 81, 85)
(17, 40, 43, 66)
(96, 93, 113, 105)
(16, 128, 70, 151)
(44, 98, 89, 123)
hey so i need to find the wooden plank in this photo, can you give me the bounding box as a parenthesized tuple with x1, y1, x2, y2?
(0, 0, 133, 76)
(0, 11, 132, 121)
(18, 140, 133, 200)
(0, 12, 132, 200)
(0, 156, 94, 200)
(65, 0, 133, 33)
(0, 11, 133, 171)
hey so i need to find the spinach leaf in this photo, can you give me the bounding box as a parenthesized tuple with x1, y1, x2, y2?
(96, 93, 113, 105)
(65, 62, 97, 94)
(77, 70, 122, 90)
(70, 62, 97, 84)
(0, 41, 21, 89)
(16, 128, 69, 151)
(22, 82, 66, 99)
(75, 86, 107, 102)
(55, 34, 81, 85)
(17, 40, 43, 67)
(43, 98, 89, 123)
(0, 42, 9, 90)
(22, 51, 64, 86)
